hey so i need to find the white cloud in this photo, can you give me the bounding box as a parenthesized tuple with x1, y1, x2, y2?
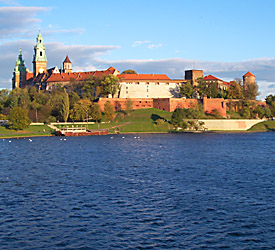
(0, 6, 51, 39)
(147, 43, 162, 49)
(132, 40, 151, 47)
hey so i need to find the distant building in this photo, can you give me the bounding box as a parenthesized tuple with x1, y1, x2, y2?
(203, 75, 231, 91)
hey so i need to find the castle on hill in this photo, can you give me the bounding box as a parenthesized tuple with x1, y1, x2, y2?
(12, 30, 255, 99)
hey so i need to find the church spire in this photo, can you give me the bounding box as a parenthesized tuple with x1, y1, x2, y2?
(12, 47, 27, 89)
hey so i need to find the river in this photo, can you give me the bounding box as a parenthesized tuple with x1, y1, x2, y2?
(0, 133, 274, 249)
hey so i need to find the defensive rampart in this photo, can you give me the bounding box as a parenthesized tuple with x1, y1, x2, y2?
(198, 119, 266, 131)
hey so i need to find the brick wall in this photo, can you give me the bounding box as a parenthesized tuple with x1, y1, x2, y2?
(98, 98, 153, 111)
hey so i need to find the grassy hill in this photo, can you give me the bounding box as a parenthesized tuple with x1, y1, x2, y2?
(248, 120, 275, 132)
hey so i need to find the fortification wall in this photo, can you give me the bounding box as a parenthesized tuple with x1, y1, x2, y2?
(98, 98, 153, 111)
(202, 97, 227, 117)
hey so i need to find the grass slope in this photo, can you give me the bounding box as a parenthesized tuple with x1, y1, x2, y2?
(88, 108, 173, 133)
(0, 125, 54, 138)
(248, 120, 275, 132)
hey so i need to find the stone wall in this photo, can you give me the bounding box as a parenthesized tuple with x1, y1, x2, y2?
(199, 119, 266, 131)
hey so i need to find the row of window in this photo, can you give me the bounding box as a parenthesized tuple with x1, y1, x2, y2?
(123, 82, 179, 85)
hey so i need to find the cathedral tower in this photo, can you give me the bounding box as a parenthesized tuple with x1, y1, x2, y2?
(12, 48, 26, 89)
(63, 55, 72, 73)
(32, 30, 47, 77)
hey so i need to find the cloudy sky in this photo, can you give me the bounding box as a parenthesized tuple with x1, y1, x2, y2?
(1, 0, 275, 99)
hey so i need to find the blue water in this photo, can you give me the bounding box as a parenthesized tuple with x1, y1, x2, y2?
(0, 133, 274, 249)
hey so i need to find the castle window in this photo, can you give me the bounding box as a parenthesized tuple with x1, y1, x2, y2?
(40, 39, 42, 43)
(40, 51, 42, 56)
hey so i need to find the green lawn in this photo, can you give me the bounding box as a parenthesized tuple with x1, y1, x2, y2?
(0, 124, 54, 138)
(248, 120, 275, 132)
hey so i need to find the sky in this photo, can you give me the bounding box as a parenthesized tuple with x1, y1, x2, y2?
(1, 0, 275, 99)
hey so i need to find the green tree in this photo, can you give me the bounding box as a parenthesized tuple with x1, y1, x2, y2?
(121, 69, 137, 74)
(197, 80, 218, 98)
(60, 90, 69, 122)
(227, 81, 242, 99)
(180, 82, 194, 98)
(8, 107, 31, 130)
(265, 94, 275, 105)
(104, 101, 115, 121)
(101, 75, 120, 98)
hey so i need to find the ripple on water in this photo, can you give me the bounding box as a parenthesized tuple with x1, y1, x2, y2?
(0, 134, 274, 249)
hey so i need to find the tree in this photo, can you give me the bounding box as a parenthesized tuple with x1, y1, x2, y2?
(8, 107, 30, 130)
(104, 101, 115, 121)
(243, 82, 260, 100)
(125, 99, 133, 115)
(90, 103, 102, 122)
(180, 82, 194, 98)
(70, 99, 92, 121)
(197, 80, 218, 98)
(60, 90, 69, 122)
(101, 75, 120, 98)
(121, 69, 137, 74)
(265, 94, 275, 105)
(227, 81, 242, 99)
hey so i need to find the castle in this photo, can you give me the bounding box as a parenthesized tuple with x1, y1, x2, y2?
(12, 31, 257, 117)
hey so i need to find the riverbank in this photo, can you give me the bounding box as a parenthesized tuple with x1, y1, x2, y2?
(1, 109, 274, 138)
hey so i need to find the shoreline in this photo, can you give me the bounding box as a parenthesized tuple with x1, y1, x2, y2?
(0, 130, 270, 139)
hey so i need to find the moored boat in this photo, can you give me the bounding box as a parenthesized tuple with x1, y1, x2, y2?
(55, 126, 108, 136)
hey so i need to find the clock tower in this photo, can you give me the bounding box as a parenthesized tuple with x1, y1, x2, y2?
(32, 30, 47, 77)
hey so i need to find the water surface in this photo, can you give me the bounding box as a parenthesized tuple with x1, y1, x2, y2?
(0, 133, 274, 249)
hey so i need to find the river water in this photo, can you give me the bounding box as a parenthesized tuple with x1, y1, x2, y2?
(0, 133, 274, 249)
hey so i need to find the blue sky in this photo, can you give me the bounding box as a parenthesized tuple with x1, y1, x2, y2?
(1, 0, 275, 99)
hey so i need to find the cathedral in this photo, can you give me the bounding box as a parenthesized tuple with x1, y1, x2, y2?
(12, 30, 120, 91)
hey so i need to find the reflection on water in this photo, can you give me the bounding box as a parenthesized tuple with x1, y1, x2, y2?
(0, 133, 274, 249)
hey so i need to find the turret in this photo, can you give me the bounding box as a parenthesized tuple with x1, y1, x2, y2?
(243, 71, 255, 89)
(12, 48, 26, 89)
(32, 29, 47, 77)
(63, 55, 72, 73)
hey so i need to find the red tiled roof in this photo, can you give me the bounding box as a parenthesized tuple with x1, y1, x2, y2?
(118, 74, 171, 80)
(203, 75, 222, 81)
(46, 70, 113, 83)
(63, 55, 71, 63)
(243, 71, 255, 77)
(26, 72, 33, 80)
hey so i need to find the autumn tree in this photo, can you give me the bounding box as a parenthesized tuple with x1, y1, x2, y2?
(90, 103, 102, 122)
(227, 81, 242, 99)
(104, 101, 115, 121)
(70, 99, 92, 121)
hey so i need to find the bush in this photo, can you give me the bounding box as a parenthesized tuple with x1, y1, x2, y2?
(155, 118, 165, 126)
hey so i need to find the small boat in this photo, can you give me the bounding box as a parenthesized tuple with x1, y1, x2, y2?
(55, 126, 108, 136)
